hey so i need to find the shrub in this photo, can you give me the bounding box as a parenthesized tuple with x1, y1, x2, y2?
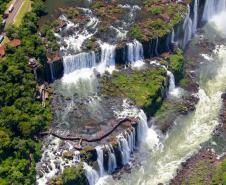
(61, 166, 88, 185)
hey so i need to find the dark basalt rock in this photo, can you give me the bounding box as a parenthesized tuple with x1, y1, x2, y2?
(112, 143, 123, 168)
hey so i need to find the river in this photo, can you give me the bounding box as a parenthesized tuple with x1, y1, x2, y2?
(96, 7, 226, 185)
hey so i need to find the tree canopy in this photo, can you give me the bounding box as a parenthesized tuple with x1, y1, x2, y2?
(0, 0, 52, 184)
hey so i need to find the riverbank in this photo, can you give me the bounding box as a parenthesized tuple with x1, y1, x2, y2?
(171, 92, 226, 185)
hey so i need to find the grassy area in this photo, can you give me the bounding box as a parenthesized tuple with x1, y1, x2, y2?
(100, 68, 167, 115)
(14, 0, 31, 27)
(212, 158, 226, 185)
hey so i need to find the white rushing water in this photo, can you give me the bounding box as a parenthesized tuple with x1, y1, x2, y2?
(36, 137, 81, 185)
(127, 40, 145, 68)
(167, 70, 183, 98)
(192, 0, 199, 34)
(96, 42, 116, 74)
(117, 135, 131, 165)
(96, 146, 106, 177)
(59, 12, 99, 54)
(84, 162, 99, 185)
(62, 43, 116, 84)
(202, 0, 226, 21)
(107, 145, 117, 174)
(96, 6, 226, 185)
(182, 5, 193, 48)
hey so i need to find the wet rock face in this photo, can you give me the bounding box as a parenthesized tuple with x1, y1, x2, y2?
(113, 143, 123, 168)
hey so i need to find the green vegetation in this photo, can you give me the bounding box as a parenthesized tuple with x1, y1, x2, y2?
(40, 24, 60, 51)
(128, 1, 188, 41)
(178, 157, 226, 185)
(168, 49, 184, 83)
(212, 158, 226, 185)
(100, 68, 167, 115)
(180, 159, 215, 185)
(80, 146, 97, 164)
(49, 165, 89, 185)
(14, 0, 31, 27)
(0, 0, 52, 184)
(0, 0, 11, 15)
(91, 0, 124, 26)
(128, 25, 144, 41)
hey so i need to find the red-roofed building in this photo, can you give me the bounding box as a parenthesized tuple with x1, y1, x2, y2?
(8, 39, 21, 47)
(0, 46, 5, 58)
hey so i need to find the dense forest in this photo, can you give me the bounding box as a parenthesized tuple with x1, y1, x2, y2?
(0, 0, 52, 184)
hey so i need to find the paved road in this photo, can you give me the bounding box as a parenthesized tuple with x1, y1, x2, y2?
(6, 0, 24, 25)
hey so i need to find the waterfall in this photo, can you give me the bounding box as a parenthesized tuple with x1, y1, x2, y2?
(202, 0, 226, 21)
(97, 43, 116, 74)
(49, 62, 56, 81)
(63, 51, 96, 74)
(117, 135, 131, 165)
(127, 40, 144, 64)
(136, 110, 148, 145)
(106, 145, 117, 173)
(167, 70, 182, 97)
(182, 5, 193, 48)
(192, 0, 199, 34)
(171, 28, 175, 43)
(95, 146, 105, 177)
(84, 162, 99, 185)
(167, 70, 176, 93)
(155, 38, 159, 56)
(62, 43, 116, 76)
(126, 130, 135, 152)
(61, 43, 116, 83)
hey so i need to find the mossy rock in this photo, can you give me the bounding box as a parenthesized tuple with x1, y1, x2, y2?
(80, 146, 97, 163)
(100, 67, 167, 116)
(58, 165, 89, 185)
(63, 151, 74, 160)
(168, 49, 184, 84)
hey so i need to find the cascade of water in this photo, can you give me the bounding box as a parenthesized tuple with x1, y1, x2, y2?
(84, 162, 99, 185)
(171, 28, 175, 43)
(63, 51, 96, 74)
(61, 43, 116, 83)
(136, 110, 149, 145)
(167, 70, 176, 93)
(126, 131, 134, 152)
(183, 5, 193, 48)
(127, 40, 144, 64)
(60, 12, 99, 54)
(106, 145, 117, 173)
(49, 62, 56, 81)
(36, 138, 81, 185)
(95, 146, 105, 177)
(97, 43, 116, 74)
(155, 38, 159, 56)
(192, 0, 199, 34)
(117, 135, 131, 165)
(202, 0, 226, 21)
(167, 70, 182, 97)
